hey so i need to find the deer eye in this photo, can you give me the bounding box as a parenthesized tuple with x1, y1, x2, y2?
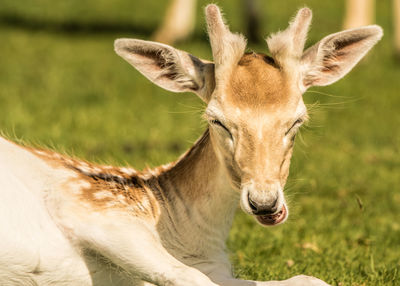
(210, 119, 232, 138)
(285, 119, 303, 135)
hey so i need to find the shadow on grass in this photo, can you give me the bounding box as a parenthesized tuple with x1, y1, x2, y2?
(0, 12, 207, 41)
(0, 12, 153, 35)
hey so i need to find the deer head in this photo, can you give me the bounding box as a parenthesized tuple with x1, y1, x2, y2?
(114, 4, 382, 226)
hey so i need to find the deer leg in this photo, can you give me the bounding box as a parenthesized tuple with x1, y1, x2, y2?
(394, 0, 400, 59)
(152, 0, 197, 45)
(75, 218, 218, 286)
(343, 0, 375, 29)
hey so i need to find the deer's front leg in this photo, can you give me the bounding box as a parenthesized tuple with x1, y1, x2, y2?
(75, 217, 217, 286)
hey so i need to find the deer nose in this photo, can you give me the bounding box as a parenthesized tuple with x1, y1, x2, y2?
(248, 195, 278, 215)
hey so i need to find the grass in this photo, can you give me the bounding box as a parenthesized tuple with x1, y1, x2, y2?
(0, 0, 399, 285)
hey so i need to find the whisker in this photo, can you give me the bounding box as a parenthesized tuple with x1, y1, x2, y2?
(171, 102, 206, 114)
(305, 89, 346, 98)
(168, 109, 203, 114)
(296, 128, 308, 147)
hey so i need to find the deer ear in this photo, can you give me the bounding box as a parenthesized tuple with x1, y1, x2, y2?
(114, 39, 215, 102)
(300, 25, 383, 90)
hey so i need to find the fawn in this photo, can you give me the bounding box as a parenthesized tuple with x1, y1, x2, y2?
(0, 4, 382, 286)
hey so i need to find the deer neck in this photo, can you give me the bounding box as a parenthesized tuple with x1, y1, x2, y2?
(157, 128, 239, 246)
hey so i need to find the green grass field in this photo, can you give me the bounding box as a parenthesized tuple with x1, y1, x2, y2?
(0, 0, 399, 285)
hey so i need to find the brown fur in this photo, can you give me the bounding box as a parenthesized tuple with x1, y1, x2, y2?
(29, 148, 159, 218)
(227, 53, 290, 109)
(27, 132, 215, 219)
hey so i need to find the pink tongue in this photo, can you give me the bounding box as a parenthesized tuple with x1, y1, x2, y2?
(256, 205, 287, 225)
(266, 211, 282, 220)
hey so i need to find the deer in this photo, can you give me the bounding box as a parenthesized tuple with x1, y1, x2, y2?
(0, 4, 382, 286)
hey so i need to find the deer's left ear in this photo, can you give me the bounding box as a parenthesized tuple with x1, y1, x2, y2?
(114, 39, 215, 102)
(300, 25, 383, 91)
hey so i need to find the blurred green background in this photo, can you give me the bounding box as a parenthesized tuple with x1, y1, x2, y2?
(0, 0, 399, 285)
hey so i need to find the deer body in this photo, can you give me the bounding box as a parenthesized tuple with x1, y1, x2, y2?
(0, 4, 382, 286)
(0, 130, 242, 286)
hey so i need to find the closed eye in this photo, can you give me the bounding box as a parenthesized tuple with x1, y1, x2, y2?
(210, 119, 232, 138)
(285, 119, 303, 135)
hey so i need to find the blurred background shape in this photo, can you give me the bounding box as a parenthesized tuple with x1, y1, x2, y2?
(344, 0, 400, 59)
(152, 0, 197, 45)
(343, 0, 375, 29)
(395, 0, 400, 58)
(153, 0, 262, 45)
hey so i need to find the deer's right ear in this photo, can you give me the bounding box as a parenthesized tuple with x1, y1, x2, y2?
(114, 39, 215, 102)
(300, 25, 383, 91)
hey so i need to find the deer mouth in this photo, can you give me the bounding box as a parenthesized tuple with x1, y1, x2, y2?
(255, 204, 287, 226)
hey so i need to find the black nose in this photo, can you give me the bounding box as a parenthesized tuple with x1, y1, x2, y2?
(248, 195, 278, 215)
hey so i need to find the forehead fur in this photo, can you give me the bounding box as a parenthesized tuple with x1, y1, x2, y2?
(226, 53, 290, 109)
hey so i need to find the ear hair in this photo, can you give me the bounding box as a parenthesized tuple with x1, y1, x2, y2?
(114, 39, 215, 102)
(267, 7, 312, 65)
(205, 4, 247, 78)
(301, 25, 383, 89)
